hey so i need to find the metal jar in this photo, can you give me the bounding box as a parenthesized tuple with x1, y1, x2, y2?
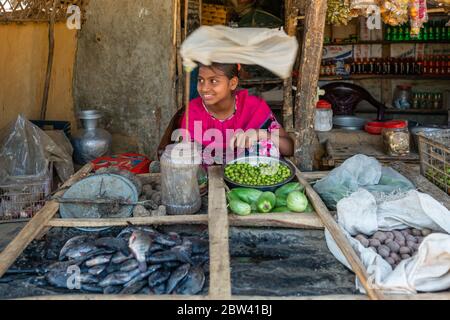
(71, 110, 112, 165)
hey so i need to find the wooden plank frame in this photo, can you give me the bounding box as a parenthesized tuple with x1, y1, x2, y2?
(0, 164, 446, 300)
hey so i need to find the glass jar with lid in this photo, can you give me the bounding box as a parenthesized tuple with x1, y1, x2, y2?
(382, 120, 410, 156)
(314, 100, 333, 132)
(393, 85, 413, 110)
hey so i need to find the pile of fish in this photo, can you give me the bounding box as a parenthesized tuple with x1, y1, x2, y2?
(44, 226, 208, 295)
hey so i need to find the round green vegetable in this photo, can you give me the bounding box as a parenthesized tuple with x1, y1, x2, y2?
(224, 162, 291, 186)
(256, 192, 276, 213)
(229, 200, 252, 216)
(287, 191, 309, 213)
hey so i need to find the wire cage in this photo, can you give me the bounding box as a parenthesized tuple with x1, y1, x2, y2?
(0, 165, 52, 220)
(418, 129, 450, 195)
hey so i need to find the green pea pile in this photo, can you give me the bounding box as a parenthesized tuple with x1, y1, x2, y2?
(224, 162, 291, 186)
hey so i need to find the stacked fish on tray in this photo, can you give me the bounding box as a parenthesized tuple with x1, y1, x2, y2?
(44, 226, 209, 295)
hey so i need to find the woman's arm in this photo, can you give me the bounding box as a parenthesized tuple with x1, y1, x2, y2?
(263, 127, 294, 157)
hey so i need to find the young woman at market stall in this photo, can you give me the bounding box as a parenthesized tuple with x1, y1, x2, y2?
(180, 62, 294, 164)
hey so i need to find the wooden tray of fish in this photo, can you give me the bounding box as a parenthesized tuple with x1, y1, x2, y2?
(0, 164, 447, 300)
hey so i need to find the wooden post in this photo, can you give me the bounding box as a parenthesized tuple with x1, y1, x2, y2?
(40, 0, 57, 120)
(207, 166, 231, 299)
(294, 0, 327, 171)
(282, 0, 298, 131)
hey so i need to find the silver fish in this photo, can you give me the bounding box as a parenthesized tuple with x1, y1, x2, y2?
(185, 237, 209, 255)
(153, 282, 166, 295)
(119, 259, 139, 272)
(79, 273, 99, 284)
(103, 285, 123, 294)
(166, 264, 190, 294)
(139, 286, 154, 295)
(61, 243, 99, 261)
(59, 235, 96, 261)
(94, 237, 130, 255)
(148, 269, 171, 288)
(174, 266, 205, 295)
(85, 254, 112, 267)
(147, 250, 178, 264)
(170, 241, 193, 264)
(111, 252, 133, 264)
(99, 269, 141, 287)
(88, 265, 107, 276)
(128, 231, 152, 272)
(120, 280, 148, 295)
(123, 267, 159, 288)
(81, 284, 103, 293)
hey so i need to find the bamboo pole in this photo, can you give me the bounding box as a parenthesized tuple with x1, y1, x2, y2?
(40, 0, 57, 120)
(290, 164, 385, 300)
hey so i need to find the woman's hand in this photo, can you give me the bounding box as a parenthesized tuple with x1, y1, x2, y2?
(229, 129, 270, 149)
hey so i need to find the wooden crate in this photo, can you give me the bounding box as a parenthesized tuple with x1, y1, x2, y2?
(418, 129, 450, 195)
(0, 164, 448, 300)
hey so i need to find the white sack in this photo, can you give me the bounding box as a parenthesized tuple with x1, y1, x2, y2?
(180, 26, 298, 79)
(327, 189, 450, 294)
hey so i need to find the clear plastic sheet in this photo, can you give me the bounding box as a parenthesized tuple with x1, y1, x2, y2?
(313, 154, 415, 210)
(0, 115, 74, 184)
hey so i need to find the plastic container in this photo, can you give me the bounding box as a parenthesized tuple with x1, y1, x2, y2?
(393, 85, 412, 110)
(160, 143, 202, 215)
(314, 100, 333, 132)
(365, 121, 385, 135)
(382, 120, 410, 156)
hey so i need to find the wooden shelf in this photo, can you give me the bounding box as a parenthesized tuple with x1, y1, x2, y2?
(324, 40, 450, 46)
(320, 74, 450, 81)
(239, 78, 284, 86)
(357, 109, 448, 115)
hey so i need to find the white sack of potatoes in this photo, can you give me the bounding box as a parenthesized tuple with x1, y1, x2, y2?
(325, 189, 450, 294)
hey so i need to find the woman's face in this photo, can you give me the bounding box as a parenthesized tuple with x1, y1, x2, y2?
(197, 66, 238, 106)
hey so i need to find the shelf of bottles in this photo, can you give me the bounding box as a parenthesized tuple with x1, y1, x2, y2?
(385, 19, 450, 43)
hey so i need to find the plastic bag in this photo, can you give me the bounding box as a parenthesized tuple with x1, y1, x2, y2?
(326, 189, 450, 294)
(0, 115, 74, 184)
(180, 26, 298, 79)
(313, 154, 415, 210)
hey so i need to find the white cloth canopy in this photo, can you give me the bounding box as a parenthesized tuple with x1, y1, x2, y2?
(180, 26, 299, 79)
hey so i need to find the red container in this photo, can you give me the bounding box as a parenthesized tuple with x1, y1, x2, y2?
(92, 153, 151, 174)
(365, 121, 385, 135)
(365, 120, 408, 135)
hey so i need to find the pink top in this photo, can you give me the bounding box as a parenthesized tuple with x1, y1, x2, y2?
(180, 90, 282, 163)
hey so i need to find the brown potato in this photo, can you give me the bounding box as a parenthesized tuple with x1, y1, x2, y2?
(390, 252, 401, 263)
(378, 245, 390, 258)
(406, 240, 416, 248)
(393, 230, 405, 242)
(401, 229, 411, 237)
(396, 239, 406, 247)
(355, 235, 369, 248)
(386, 241, 400, 253)
(405, 234, 417, 243)
(401, 254, 411, 259)
(421, 228, 432, 237)
(384, 238, 393, 245)
(411, 229, 422, 236)
(373, 231, 387, 243)
(385, 232, 394, 240)
(369, 239, 381, 247)
(386, 257, 396, 266)
(399, 246, 411, 254)
(416, 236, 424, 244)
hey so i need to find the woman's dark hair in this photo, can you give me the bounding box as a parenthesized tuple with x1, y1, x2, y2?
(198, 62, 240, 79)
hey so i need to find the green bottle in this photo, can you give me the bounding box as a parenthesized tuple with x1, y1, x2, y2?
(435, 21, 441, 41)
(423, 22, 428, 41)
(398, 25, 404, 41)
(386, 25, 392, 41)
(404, 24, 410, 41)
(428, 21, 435, 41)
(392, 25, 398, 41)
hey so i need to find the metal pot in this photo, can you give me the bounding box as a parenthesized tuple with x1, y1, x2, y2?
(333, 116, 367, 130)
(71, 110, 112, 165)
